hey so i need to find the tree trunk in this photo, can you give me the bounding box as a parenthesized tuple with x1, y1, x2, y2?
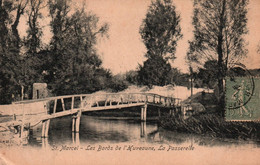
(217, 0, 226, 117)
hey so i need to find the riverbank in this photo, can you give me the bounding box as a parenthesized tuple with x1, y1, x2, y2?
(159, 113, 260, 141)
(159, 90, 260, 141)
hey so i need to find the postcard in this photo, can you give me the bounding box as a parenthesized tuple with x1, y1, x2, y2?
(0, 0, 259, 164)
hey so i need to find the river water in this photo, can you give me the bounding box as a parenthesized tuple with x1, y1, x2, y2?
(27, 114, 259, 149)
(1, 111, 260, 165)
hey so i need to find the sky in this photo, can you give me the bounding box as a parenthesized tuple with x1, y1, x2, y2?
(19, 0, 260, 74)
(81, 0, 260, 74)
(83, 0, 193, 74)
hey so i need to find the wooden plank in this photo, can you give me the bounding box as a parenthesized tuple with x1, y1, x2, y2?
(96, 101, 99, 107)
(75, 116, 80, 133)
(53, 99, 57, 114)
(45, 119, 50, 137)
(75, 111, 81, 133)
(71, 96, 74, 110)
(83, 103, 145, 112)
(72, 117, 75, 132)
(41, 120, 46, 137)
(61, 98, 65, 111)
(80, 96, 83, 108)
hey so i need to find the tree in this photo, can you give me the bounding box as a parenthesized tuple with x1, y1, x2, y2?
(0, 0, 28, 103)
(19, 0, 46, 99)
(125, 70, 138, 85)
(138, 0, 182, 87)
(138, 55, 171, 87)
(11, 0, 28, 50)
(197, 60, 218, 89)
(140, 0, 182, 60)
(187, 0, 249, 115)
(25, 0, 44, 54)
(46, 0, 109, 95)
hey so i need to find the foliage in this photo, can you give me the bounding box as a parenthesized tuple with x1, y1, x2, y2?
(20, 0, 46, 98)
(125, 70, 138, 85)
(140, 0, 182, 60)
(24, 0, 44, 55)
(196, 60, 218, 89)
(187, 0, 249, 115)
(44, 0, 110, 95)
(167, 68, 189, 87)
(137, 55, 171, 88)
(0, 0, 114, 103)
(187, 0, 249, 68)
(0, 0, 27, 104)
(160, 114, 259, 140)
(138, 0, 182, 87)
(107, 74, 129, 92)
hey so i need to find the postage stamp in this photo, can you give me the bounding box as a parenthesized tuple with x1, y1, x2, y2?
(225, 76, 260, 121)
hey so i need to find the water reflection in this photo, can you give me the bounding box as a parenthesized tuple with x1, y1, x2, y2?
(140, 122, 147, 138)
(27, 115, 259, 149)
(41, 137, 49, 149)
(72, 133, 80, 146)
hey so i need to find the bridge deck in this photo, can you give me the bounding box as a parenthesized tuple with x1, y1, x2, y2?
(0, 93, 181, 128)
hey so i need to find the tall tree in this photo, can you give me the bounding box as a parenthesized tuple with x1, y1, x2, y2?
(140, 0, 182, 60)
(11, 0, 28, 50)
(187, 0, 249, 115)
(46, 0, 109, 95)
(0, 0, 27, 103)
(138, 0, 182, 87)
(20, 0, 45, 99)
(25, 0, 44, 54)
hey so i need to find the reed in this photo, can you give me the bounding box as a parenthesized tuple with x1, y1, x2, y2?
(159, 113, 260, 140)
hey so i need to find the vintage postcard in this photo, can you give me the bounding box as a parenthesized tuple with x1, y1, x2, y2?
(0, 0, 259, 164)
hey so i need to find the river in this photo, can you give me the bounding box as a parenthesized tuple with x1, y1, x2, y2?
(27, 114, 259, 149)
(1, 112, 260, 165)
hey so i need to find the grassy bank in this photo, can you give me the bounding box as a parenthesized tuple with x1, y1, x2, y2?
(159, 113, 260, 141)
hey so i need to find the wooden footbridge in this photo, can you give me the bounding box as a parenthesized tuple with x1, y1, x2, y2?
(0, 92, 181, 139)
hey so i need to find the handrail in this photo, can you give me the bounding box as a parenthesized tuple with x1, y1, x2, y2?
(1, 92, 182, 128)
(13, 92, 181, 104)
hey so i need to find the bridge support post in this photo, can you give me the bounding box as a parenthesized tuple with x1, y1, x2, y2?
(141, 104, 147, 121)
(72, 117, 76, 132)
(72, 110, 82, 133)
(158, 108, 161, 118)
(140, 121, 147, 138)
(41, 119, 50, 138)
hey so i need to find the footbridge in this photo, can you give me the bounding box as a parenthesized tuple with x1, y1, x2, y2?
(0, 92, 182, 139)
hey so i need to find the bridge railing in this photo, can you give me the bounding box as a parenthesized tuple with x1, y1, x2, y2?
(12, 93, 181, 116)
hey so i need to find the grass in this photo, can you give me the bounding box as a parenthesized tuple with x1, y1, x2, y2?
(159, 113, 260, 141)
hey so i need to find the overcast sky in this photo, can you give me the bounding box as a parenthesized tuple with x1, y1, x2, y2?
(82, 0, 260, 74)
(20, 0, 260, 74)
